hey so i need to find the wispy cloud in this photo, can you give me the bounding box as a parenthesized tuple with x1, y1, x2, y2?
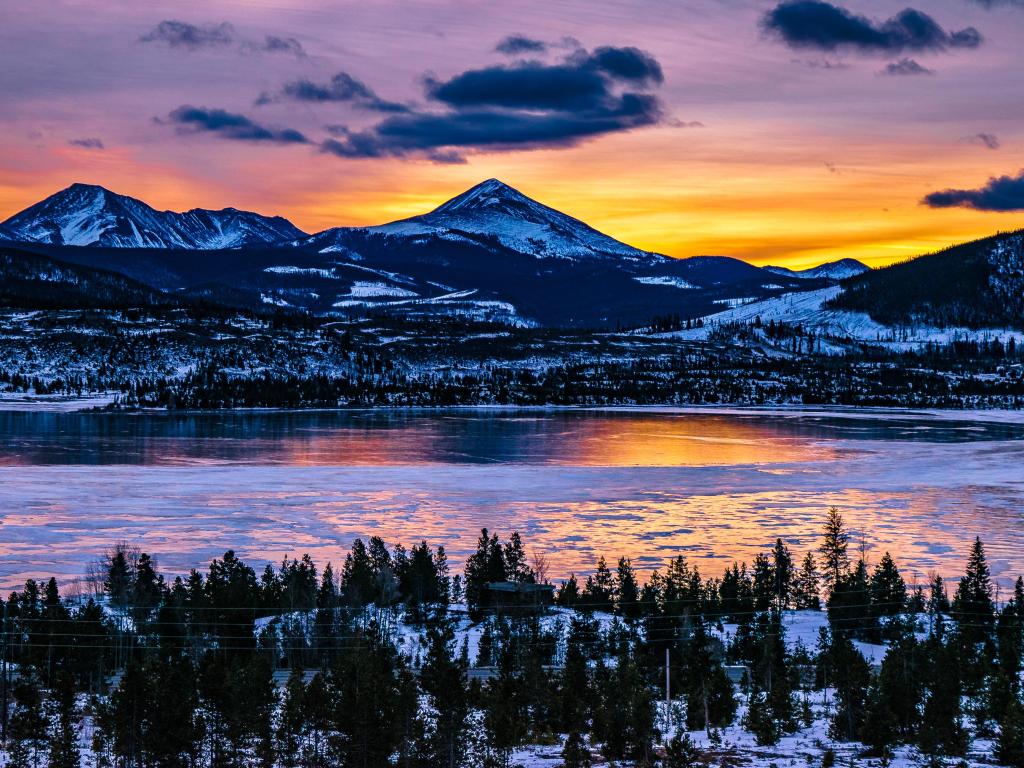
(140, 20, 305, 56)
(163, 106, 310, 144)
(68, 137, 105, 150)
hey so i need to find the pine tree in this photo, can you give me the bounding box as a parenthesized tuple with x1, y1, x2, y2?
(681, 620, 736, 730)
(663, 732, 707, 768)
(952, 537, 995, 633)
(771, 538, 795, 610)
(559, 617, 592, 731)
(561, 731, 592, 768)
(870, 552, 907, 617)
(556, 574, 580, 607)
(581, 557, 615, 612)
(821, 630, 871, 742)
(997, 695, 1024, 768)
(792, 552, 821, 609)
(918, 628, 968, 757)
(615, 557, 641, 620)
(7, 673, 48, 768)
(276, 667, 306, 768)
(504, 531, 533, 583)
(819, 507, 849, 594)
(46, 671, 80, 768)
(420, 621, 470, 768)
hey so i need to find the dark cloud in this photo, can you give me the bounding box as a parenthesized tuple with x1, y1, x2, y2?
(584, 46, 664, 83)
(321, 94, 662, 162)
(257, 72, 408, 112)
(427, 46, 662, 111)
(321, 44, 668, 162)
(164, 106, 310, 144)
(923, 170, 1024, 210)
(960, 132, 1000, 149)
(967, 0, 1024, 7)
(762, 1, 982, 54)
(141, 20, 305, 56)
(140, 20, 236, 49)
(879, 57, 934, 75)
(68, 137, 105, 150)
(495, 35, 548, 55)
(256, 36, 306, 57)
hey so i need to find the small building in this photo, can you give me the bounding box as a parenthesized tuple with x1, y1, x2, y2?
(482, 581, 555, 614)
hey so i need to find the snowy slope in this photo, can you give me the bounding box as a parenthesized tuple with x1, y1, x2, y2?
(672, 285, 1024, 346)
(1, 184, 306, 249)
(301, 179, 667, 264)
(764, 258, 869, 281)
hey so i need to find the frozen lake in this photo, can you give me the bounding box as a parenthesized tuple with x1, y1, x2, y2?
(1, 407, 1022, 591)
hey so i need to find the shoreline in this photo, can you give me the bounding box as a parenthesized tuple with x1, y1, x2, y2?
(2, 394, 1024, 424)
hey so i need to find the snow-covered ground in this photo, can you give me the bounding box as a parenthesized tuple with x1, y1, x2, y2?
(660, 285, 1024, 348)
(0, 391, 118, 411)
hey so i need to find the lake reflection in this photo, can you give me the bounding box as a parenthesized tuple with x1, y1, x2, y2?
(0, 407, 1022, 591)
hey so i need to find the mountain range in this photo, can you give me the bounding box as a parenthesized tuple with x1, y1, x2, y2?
(2, 180, 839, 326)
(2, 179, 1022, 333)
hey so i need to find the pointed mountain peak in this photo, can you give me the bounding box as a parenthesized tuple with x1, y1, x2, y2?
(430, 178, 535, 215)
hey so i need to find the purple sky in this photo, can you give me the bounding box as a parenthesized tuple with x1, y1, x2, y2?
(2, 0, 1024, 266)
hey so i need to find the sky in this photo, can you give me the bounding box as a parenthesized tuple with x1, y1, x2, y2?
(2, 0, 1024, 268)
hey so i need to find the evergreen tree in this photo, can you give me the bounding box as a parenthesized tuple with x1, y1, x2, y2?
(556, 574, 580, 607)
(420, 621, 471, 768)
(870, 552, 907, 617)
(918, 628, 968, 757)
(819, 507, 849, 594)
(276, 666, 306, 768)
(771, 538, 795, 610)
(615, 557, 641, 620)
(559, 617, 593, 731)
(581, 557, 615, 612)
(751, 553, 774, 612)
(7, 672, 48, 768)
(504, 531, 533, 583)
(680, 620, 736, 730)
(929, 574, 951, 615)
(46, 671, 80, 768)
(820, 630, 872, 742)
(952, 537, 996, 635)
(997, 695, 1024, 768)
(792, 551, 821, 610)
(663, 732, 707, 768)
(561, 731, 592, 768)
(329, 636, 406, 767)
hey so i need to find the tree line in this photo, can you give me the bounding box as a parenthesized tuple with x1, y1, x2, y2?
(1, 511, 1023, 767)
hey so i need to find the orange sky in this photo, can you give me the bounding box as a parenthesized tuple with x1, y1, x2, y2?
(3, 0, 1024, 269)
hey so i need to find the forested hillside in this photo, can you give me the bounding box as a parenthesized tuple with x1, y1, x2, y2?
(828, 231, 1024, 330)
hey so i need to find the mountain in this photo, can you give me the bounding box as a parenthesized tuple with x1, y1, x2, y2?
(300, 178, 666, 265)
(0, 245, 183, 310)
(763, 258, 869, 281)
(3, 179, 818, 326)
(0, 183, 307, 249)
(827, 230, 1024, 330)
(277, 180, 815, 325)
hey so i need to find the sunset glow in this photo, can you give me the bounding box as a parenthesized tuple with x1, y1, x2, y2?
(4, 0, 1024, 267)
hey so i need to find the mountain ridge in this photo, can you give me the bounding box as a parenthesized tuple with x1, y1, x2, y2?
(1, 183, 308, 249)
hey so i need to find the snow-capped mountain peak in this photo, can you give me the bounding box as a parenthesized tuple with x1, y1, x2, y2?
(764, 258, 869, 281)
(0, 184, 307, 249)
(365, 178, 667, 264)
(429, 178, 539, 216)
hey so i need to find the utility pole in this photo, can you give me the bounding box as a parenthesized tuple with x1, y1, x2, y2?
(1, 599, 8, 744)
(664, 647, 671, 740)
